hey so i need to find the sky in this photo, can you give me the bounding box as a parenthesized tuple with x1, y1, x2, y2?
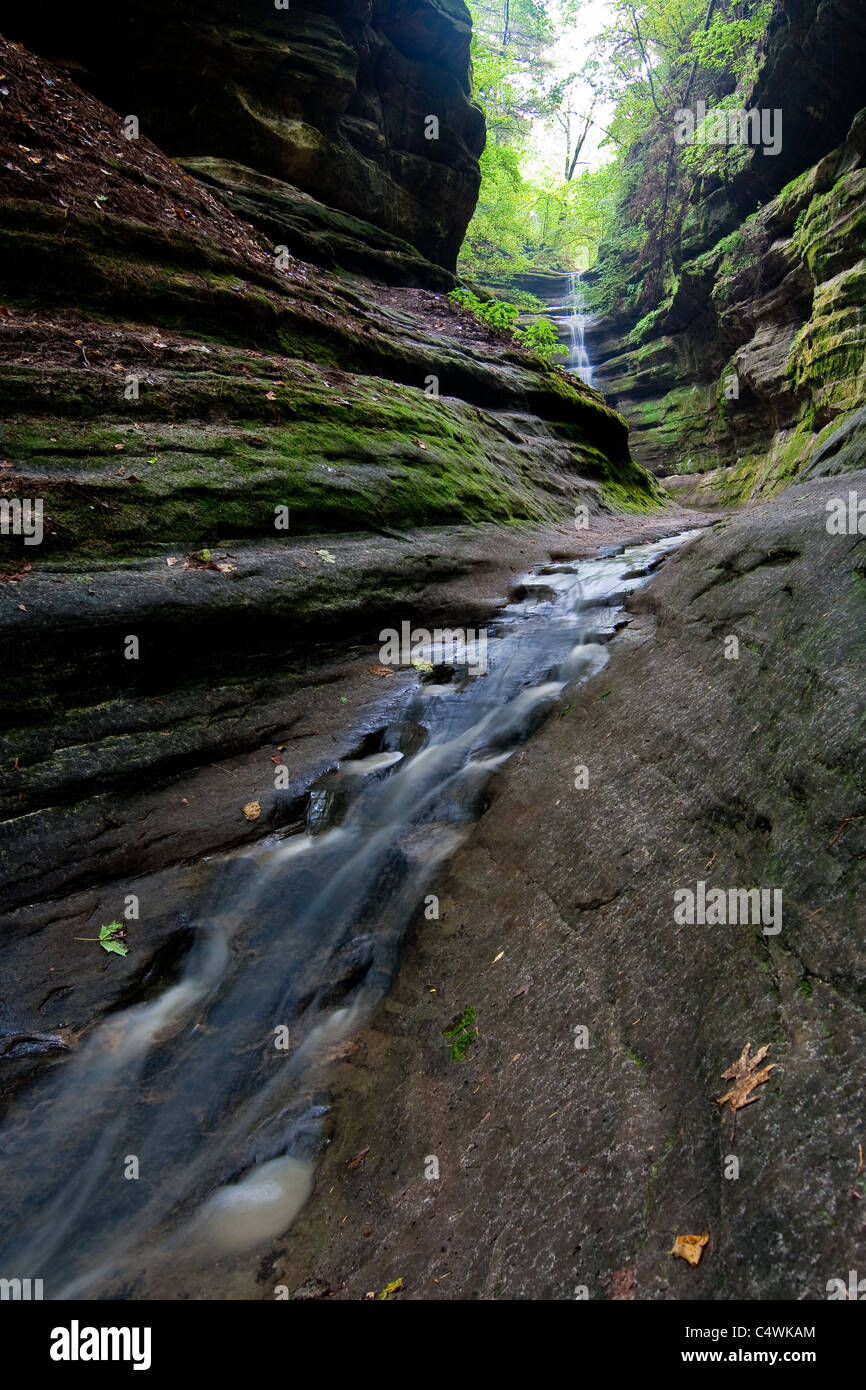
(525, 0, 617, 180)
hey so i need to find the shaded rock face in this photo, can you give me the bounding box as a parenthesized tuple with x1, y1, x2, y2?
(589, 0, 866, 502)
(1, 0, 485, 270)
(0, 34, 657, 935)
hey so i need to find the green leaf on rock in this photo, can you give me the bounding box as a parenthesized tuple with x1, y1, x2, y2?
(98, 921, 128, 956)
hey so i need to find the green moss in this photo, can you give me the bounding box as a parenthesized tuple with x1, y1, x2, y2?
(444, 1005, 477, 1062)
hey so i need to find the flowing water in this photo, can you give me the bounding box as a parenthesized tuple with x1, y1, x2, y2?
(548, 270, 594, 386)
(0, 529, 702, 1298)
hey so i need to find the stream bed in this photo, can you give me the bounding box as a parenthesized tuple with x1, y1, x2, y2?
(0, 528, 703, 1298)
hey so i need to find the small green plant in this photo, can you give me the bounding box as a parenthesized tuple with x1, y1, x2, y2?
(444, 1004, 477, 1061)
(517, 318, 567, 364)
(449, 287, 519, 332)
(450, 289, 565, 364)
(73, 921, 129, 957)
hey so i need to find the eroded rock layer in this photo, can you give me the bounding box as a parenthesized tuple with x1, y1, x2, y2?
(0, 33, 657, 925)
(0, 0, 485, 269)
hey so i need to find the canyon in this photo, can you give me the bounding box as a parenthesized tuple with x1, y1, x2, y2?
(0, 0, 864, 1304)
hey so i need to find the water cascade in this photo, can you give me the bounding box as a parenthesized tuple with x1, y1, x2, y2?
(565, 270, 594, 386)
(545, 270, 594, 386)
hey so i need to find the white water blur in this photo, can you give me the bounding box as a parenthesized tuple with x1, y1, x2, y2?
(566, 270, 594, 386)
(545, 270, 594, 386)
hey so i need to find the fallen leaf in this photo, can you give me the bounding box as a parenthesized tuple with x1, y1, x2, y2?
(265, 390, 277, 401)
(347, 1147, 370, 1171)
(73, 921, 128, 957)
(166, 556, 179, 567)
(492, 950, 504, 963)
(368, 664, 395, 677)
(242, 800, 261, 821)
(316, 548, 336, 563)
(717, 1042, 775, 1113)
(670, 1232, 709, 1266)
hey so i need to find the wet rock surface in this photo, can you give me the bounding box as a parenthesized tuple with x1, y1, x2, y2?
(0, 0, 485, 271)
(266, 472, 866, 1300)
(0, 510, 709, 1108)
(0, 28, 659, 1016)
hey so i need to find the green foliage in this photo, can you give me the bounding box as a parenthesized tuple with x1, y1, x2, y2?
(460, 0, 614, 282)
(449, 287, 519, 330)
(584, 1, 780, 316)
(462, 0, 780, 325)
(517, 318, 567, 363)
(449, 289, 566, 364)
(690, 2, 772, 78)
(73, 921, 129, 956)
(445, 1005, 478, 1061)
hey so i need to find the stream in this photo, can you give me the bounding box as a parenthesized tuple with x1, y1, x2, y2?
(0, 528, 702, 1298)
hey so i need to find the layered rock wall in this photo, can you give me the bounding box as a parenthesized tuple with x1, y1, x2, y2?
(1, 0, 485, 269)
(588, 0, 866, 503)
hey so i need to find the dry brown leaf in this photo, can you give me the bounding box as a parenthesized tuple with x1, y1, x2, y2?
(347, 1146, 370, 1171)
(670, 1232, 709, 1266)
(242, 800, 261, 821)
(717, 1042, 775, 1113)
(368, 664, 395, 677)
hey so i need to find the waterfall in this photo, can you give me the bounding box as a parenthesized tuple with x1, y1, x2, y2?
(544, 270, 594, 387)
(565, 270, 593, 387)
